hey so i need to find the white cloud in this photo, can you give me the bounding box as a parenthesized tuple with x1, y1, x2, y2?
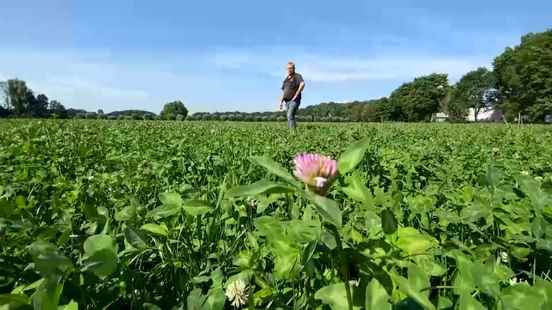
(310, 56, 491, 83)
(208, 47, 491, 83)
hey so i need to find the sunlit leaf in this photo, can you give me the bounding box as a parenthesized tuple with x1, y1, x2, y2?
(140, 223, 169, 237)
(182, 199, 211, 217)
(305, 191, 342, 227)
(365, 278, 391, 310)
(315, 282, 349, 310)
(226, 180, 295, 197)
(338, 138, 370, 174)
(252, 156, 301, 187)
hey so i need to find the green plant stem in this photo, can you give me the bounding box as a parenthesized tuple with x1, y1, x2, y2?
(329, 225, 353, 310)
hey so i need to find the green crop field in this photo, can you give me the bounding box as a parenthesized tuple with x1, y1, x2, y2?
(1, 120, 552, 309)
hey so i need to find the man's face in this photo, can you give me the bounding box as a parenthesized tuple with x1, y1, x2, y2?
(287, 65, 295, 75)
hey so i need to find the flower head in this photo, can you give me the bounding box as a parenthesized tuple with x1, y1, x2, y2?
(225, 279, 248, 308)
(293, 153, 338, 195)
(500, 251, 509, 263)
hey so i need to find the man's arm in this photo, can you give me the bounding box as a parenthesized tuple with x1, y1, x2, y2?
(291, 81, 305, 101)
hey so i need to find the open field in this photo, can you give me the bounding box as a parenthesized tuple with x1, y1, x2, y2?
(1, 120, 552, 309)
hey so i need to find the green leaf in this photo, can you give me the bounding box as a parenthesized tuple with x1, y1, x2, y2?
(83, 249, 119, 278)
(187, 288, 207, 310)
(226, 180, 295, 198)
(148, 192, 183, 219)
(15, 195, 27, 209)
(315, 282, 349, 310)
(365, 279, 391, 310)
(124, 227, 148, 249)
(470, 262, 500, 298)
(58, 300, 78, 310)
(408, 263, 430, 295)
(159, 191, 183, 208)
(28, 241, 73, 277)
(182, 199, 211, 217)
(272, 240, 301, 280)
(342, 173, 373, 206)
(437, 296, 453, 310)
(255, 216, 285, 238)
(252, 156, 301, 186)
(534, 278, 552, 309)
(143, 302, 163, 310)
(114, 204, 136, 222)
(392, 273, 435, 310)
(395, 227, 437, 256)
(32, 278, 64, 310)
(287, 220, 321, 245)
(147, 204, 181, 219)
(83, 234, 118, 277)
(0, 294, 30, 306)
(338, 139, 369, 174)
(140, 223, 169, 237)
(205, 287, 225, 310)
(381, 209, 398, 234)
(321, 230, 337, 250)
(233, 250, 254, 269)
(83, 234, 116, 254)
(305, 191, 342, 227)
(458, 293, 485, 310)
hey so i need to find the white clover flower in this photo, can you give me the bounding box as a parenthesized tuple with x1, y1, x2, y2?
(225, 279, 248, 308)
(509, 277, 528, 286)
(500, 251, 509, 263)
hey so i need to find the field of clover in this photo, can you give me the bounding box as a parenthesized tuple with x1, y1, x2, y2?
(1, 119, 552, 310)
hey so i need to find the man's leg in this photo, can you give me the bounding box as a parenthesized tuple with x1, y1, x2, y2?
(286, 100, 299, 129)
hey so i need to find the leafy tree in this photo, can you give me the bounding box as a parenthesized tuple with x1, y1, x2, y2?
(160, 101, 188, 120)
(449, 68, 497, 122)
(494, 29, 552, 122)
(440, 86, 466, 122)
(389, 73, 449, 121)
(4, 80, 50, 117)
(7, 79, 31, 116)
(31, 94, 49, 117)
(49, 100, 67, 119)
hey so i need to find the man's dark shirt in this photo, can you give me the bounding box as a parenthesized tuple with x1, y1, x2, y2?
(281, 73, 304, 101)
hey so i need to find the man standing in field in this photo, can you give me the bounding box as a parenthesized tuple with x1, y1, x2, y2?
(279, 61, 305, 129)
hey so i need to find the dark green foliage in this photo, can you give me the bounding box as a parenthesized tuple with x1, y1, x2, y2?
(1, 120, 551, 309)
(494, 29, 552, 122)
(450, 68, 498, 122)
(389, 73, 449, 122)
(160, 100, 188, 120)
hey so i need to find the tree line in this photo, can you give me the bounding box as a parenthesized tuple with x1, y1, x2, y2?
(0, 80, 188, 120)
(2, 29, 551, 123)
(189, 29, 551, 123)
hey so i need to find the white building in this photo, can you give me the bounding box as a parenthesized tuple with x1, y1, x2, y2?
(0, 81, 8, 108)
(432, 112, 448, 122)
(467, 107, 503, 122)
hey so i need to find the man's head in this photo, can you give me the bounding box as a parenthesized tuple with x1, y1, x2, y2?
(287, 61, 295, 75)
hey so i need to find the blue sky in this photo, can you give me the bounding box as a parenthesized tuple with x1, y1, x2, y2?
(0, 1, 550, 113)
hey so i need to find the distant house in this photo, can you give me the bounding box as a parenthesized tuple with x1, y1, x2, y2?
(432, 112, 448, 122)
(0, 81, 8, 106)
(467, 107, 503, 122)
